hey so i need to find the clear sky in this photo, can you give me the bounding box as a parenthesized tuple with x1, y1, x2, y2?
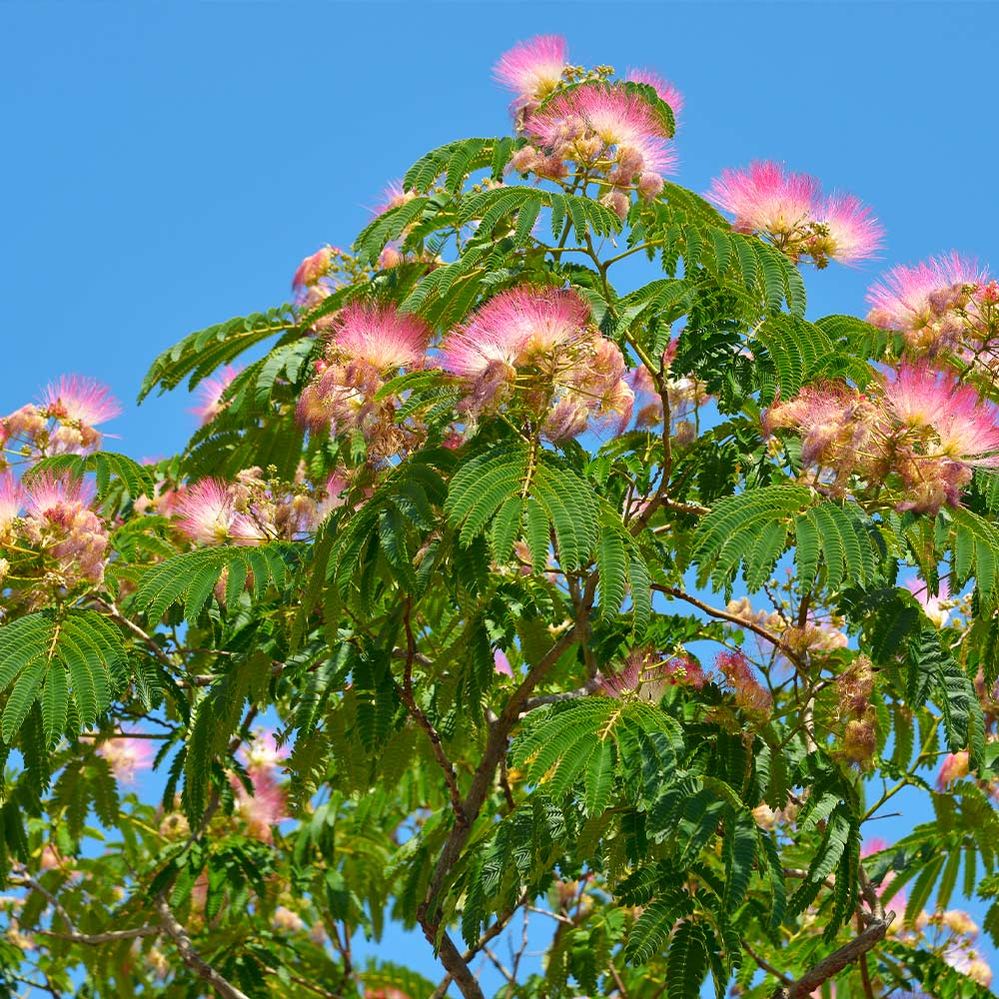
(4, 0, 999, 993)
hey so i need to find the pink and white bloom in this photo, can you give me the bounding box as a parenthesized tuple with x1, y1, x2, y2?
(441, 286, 591, 377)
(708, 161, 819, 237)
(493, 35, 568, 104)
(42, 376, 121, 428)
(814, 193, 885, 264)
(373, 180, 417, 217)
(25, 473, 94, 520)
(526, 82, 677, 178)
(173, 478, 264, 546)
(905, 576, 951, 628)
(327, 302, 429, 371)
(191, 365, 240, 425)
(240, 729, 289, 771)
(626, 68, 684, 125)
(232, 766, 286, 843)
(292, 246, 335, 290)
(493, 650, 514, 677)
(866, 253, 985, 354)
(707, 161, 883, 265)
(97, 734, 154, 784)
(937, 750, 970, 789)
(884, 363, 999, 466)
(0, 475, 24, 530)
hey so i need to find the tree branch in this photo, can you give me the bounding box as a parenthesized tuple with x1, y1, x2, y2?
(155, 896, 251, 999)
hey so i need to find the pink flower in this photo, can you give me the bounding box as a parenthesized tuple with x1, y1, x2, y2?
(190, 366, 240, 425)
(866, 253, 984, 340)
(25, 473, 93, 520)
(708, 161, 819, 237)
(41, 376, 121, 428)
(884, 363, 999, 465)
(815, 193, 884, 264)
(172, 478, 264, 546)
(232, 767, 286, 843)
(292, 247, 335, 289)
(97, 734, 154, 783)
(493, 650, 513, 677)
(0, 475, 24, 530)
(905, 576, 950, 628)
(327, 302, 428, 372)
(493, 35, 568, 103)
(764, 382, 879, 475)
(716, 650, 772, 716)
(373, 180, 417, 217)
(626, 68, 684, 125)
(937, 750, 970, 789)
(526, 82, 677, 178)
(441, 286, 591, 377)
(707, 161, 882, 265)
(239, 729, 289, 771)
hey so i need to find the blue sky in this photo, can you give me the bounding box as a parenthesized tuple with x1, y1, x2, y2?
(4, 1, 999, 993)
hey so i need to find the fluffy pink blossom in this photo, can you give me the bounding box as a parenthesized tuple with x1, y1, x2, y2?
(526, 82, 677, 177)
(626, 68, 684, 124)
(493, 650, 513, 677)
(708, 161, 820, 236)
(493, 35, 568, 103)
(172, 478, 264, 546)
(373, 180, 417, 217)
(41, 376, 121, 428)
(937, 750, 970, 789)
(327, 302, 429, 371)
(884, 363, 999, 465)
(191, 365, 240, 425)
(815, 193, 885, 264)
(97, 734, 154, 783)
(232, 767, 286, 843)
(0, 475, 24, 530)
(716, 650, 772, 716)
(707, 161, 882, 265)
(292, 247, 335, 290)
(905, 576, 951, 628)
(441, 286, 591, 377)
(764, 382, 879, 480)
(866, 253, 985, 355)
(239, 729, 289, 771)
(25, 473, 93, 520)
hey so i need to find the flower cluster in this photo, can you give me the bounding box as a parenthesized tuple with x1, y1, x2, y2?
(231, 728, 288, 843)
(172, 468, 322, 546)
(496, 36, 680, 215)
(707, 161, 883, 266)
(190, 365, 240, 426)
(1, 473, 110, 592)
(1, 376, 121, 462)
(866, 252, 999, 361)
(595, 648, 708, 701)
(836, 656, 877, 766)
(440, 286, 633, 440)
(96, 733, 155, 783)
(765, 363, 999, 513)
(715, 650, 772, 718)
(297, 301, 430, 458)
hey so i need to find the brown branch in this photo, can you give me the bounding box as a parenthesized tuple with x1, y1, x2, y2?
(420, 590, 591, 998)
(155, 897, 251, 999)
(653, 584, 802, 665)
(744, 940, 791, 986)
(779, 917, 890, 999)
(431, 895, 531, 998)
